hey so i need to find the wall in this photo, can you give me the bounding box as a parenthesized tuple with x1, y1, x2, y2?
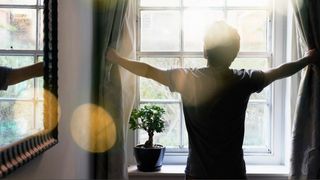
(7, 0, 92, 179)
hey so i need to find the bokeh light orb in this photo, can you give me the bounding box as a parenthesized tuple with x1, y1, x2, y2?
(70, 104, 116, 153)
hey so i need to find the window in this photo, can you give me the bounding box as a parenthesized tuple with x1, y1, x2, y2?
(0, 0, 44, 146)
(136, 0, 287, 164)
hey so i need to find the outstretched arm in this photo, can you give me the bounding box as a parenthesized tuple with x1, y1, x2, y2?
(264, 49, 318, 86)
(7, 62, 44, 86)
(106, 48, 170, 86)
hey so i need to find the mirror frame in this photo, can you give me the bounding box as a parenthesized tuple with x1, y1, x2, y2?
(0, 0, 58, 177)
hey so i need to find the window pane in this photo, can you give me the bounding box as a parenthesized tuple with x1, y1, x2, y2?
(0, 9, 36, 50)
(35, 101, 44, 130)
(183, 58, 207, 68)
(141, 11, 180, 51)
(0, 101, 34, 146)
(250, 88, 269, 100)
(243, 103, 269, 146)
(184, 0, 225, 7)
(0, 0, 36, 5)
(38, 9, 44, 50)
(37, 56, 43, 62)
(138, 103, 181, 148)
(230, 58, 269, 70)
(36, 76, 43, 99)
(140, 77, 180, 100)
(0, 56, 35, 98)
(140, 58, 180, 69)
(140, 0, 179, 7)
(227, 10, 267, 52)
(140, 58, 180, 100)
(184, 10, 224, 51)
(227, 0, 269, 7)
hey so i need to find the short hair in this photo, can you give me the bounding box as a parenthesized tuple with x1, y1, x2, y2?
(204, 21, 240, 67)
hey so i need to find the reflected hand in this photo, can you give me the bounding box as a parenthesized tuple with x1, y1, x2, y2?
(105, 48, 120, 64)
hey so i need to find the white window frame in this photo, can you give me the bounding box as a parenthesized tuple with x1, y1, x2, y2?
(0, 0, 44, 136)
(128, 0, 291, 166)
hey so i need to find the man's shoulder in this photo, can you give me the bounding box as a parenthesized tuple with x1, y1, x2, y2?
(230, 68, 265, 79)
(230, 69, 266, 93)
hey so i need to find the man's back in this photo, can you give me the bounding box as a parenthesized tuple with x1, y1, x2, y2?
(167, 67, 266, 178)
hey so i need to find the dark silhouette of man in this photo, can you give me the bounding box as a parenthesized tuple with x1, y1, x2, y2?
(106, 21, 318, 179)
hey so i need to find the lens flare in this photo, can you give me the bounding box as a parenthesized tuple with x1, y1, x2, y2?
(70, 104, 116, 153)
(43, 89, 61, 131)
(11, 88, 60, 132)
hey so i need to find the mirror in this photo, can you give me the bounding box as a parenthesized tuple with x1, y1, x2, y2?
(0, 0, 58, 177)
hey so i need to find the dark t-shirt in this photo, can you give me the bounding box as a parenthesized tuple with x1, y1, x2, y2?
(167, 67, 266, 179)
(0, 67, 11, 90)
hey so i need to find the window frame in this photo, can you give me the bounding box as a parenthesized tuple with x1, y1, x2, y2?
(131, 0, 290, 165)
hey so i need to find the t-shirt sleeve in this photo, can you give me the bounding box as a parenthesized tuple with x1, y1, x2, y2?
(166, 68, 189, 93)
(247, 70, 266, 93)
(0, 66, 12, 90)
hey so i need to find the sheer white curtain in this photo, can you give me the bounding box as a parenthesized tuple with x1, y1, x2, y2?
(91, 0, 136, 179)
(105, 0, 137, 178)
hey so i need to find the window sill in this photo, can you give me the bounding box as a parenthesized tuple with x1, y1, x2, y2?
(128, 165, 185, 177)
(128, 165, 289, 178)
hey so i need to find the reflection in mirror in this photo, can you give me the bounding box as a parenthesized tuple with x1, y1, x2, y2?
(0, 1, 44, 147)
(0, 0, 58, 177)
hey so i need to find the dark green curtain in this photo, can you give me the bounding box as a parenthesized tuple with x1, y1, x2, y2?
(91, 0, 129, 179)
(290, 0, 320, 179)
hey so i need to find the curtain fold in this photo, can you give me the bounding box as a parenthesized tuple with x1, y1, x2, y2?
(290, 0, 320, 179)
(91, 0, 135, 179)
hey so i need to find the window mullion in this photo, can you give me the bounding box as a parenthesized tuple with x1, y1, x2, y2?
(137, 8, 141, 52)
(137, 52, 271, 58)
(33, 53, 37, 130)
(180, 0, 184, 53)
(224, 0, 228, 19)
(0, 98, 35, 101)
(179, 101, 184, 149)
(0, 5, 38, 9)
(248, 100, 269, 104)
(140, 99, 181, 104)
(0, 50, 43, 56)
(179, 0, 184, 150)
(36, 7, 39, 51)
(238, 52, 271, 58)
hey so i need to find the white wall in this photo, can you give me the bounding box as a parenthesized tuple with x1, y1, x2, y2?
(7, 0, 92, 179)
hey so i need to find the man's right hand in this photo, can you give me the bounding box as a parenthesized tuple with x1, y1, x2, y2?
(306, 49, 319, 66)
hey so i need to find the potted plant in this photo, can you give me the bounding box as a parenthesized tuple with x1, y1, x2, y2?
(129, 105, 166, 172)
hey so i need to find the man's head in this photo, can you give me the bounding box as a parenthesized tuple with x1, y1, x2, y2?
(204, 21, 240, 68)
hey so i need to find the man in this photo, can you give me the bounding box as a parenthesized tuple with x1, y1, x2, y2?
(106, 21, 318, 179)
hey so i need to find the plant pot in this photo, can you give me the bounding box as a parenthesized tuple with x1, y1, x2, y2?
(134, 144, 166, 172)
